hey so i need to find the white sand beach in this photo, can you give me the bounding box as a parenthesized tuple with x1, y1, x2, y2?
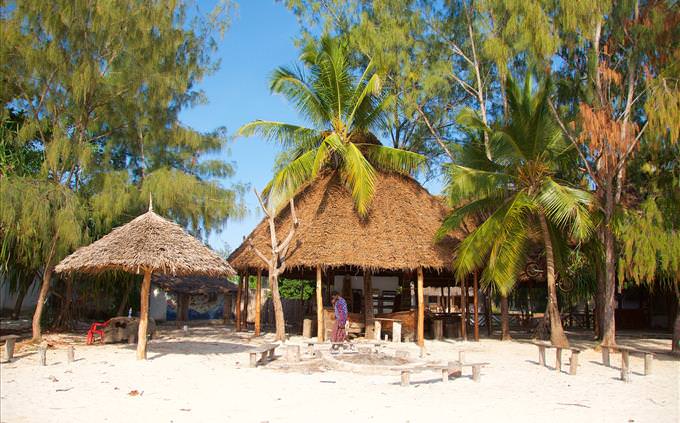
(1, 326, 678, 423)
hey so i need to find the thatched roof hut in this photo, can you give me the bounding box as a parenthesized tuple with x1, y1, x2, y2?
(55, 203, 234, 359)
(56, 208, 234, 277)
(228, 171, 463, 275)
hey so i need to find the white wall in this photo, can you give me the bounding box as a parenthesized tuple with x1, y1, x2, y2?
(149, 288, 168, 322)
(0, 277, 41, 314)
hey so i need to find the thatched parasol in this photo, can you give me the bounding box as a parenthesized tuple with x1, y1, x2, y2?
(56, 199, 235, 359)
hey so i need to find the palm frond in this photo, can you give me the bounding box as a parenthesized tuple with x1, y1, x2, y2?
(270, 66, 328, 126)
(237, 120, 320, 150)
(340, 142, 376, 217)
(347, 73, 382, 129)
(538, 178, 594, 241)
(447, 163, 514, 204)
(360, 144, 425, 176)
(435, 197, 497, 241)
(264, 149, 317, 207)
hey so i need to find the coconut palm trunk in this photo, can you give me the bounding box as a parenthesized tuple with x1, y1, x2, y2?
(538, 212, 570, 347)
(500, 295, 511, 340)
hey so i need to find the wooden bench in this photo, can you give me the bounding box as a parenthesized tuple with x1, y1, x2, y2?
(1, 335, 20, 363)
(374, 318, 402, 343)
(249, 343, 278, 368)
(399, 361, 487, 386)
(601, 345, 654, 382)
(532, 341, 582, 375)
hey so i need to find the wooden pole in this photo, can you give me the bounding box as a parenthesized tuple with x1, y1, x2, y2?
(255, 269, 262, 336)
(417, 267, 424, 347)
(136, 269, 152, 360)
(364, 270, 375, 339)
(473, 271, 479, 341)
(316, 266, 324, 341)
(461, 277, 468, 341)
(243, 272, 250, 329)
(222, 292, 231, 324)
(235, 274, 243, 331)
(486, 289, 492, 336)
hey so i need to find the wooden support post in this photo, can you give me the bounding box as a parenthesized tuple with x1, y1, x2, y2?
(644, 353, 653, 375)
(621, 350, 630, 382)
(316, 266, 324, 341)
(235, 274, 243, 331)
(485, 290, 492, 336)
(538, 345, 546, 367)
(458, 350, 465, 364)
(417, 267, 424, 347)
(249, 352, 257, 368)
(473, 272, 479, 341)
(441, 368, 449, 383)
(449, 360, 462, 377)
(243, 272, 250, 329)
(393, 321, 402, 343)
(364, 270, 375, 340)
(3, 336, 18, 362)
(67, 346, 74, 364)
(569, 350, 579, 375)
(433, 320, 443, 341)
(472, 364, 481, 382)
(555, 348, 562, 373)
(602, 346, 610, 367)
(461, 277, 468, 341)
(255, 269, 262, 336)
(38, 343, 47, 366)
(136, 269, 152, 360)
(222, 292, 232, 324)
(303, 319, 312, 338)
(401, 370, 410, 387)
(374, 320, 382, 341)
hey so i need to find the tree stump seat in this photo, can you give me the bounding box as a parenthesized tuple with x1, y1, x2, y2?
(1, 335, 20, 363)
(249, 343, 278, 368)
(601, 345, 654, 381)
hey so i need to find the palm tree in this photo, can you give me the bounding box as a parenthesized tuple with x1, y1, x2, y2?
(438, 75, 594, 347)
(238, 37, 425, 216)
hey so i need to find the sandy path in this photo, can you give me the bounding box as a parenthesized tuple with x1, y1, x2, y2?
(1, 326, 678, 423)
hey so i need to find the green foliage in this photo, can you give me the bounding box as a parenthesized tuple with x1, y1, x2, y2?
(278, 279, 316, 300)
(239, 36, 425, 216)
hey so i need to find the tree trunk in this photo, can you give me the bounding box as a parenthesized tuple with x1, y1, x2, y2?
(364, 270, 375, 340)
(116, 281, 133, 316)
(417, 267, 424, 347)
(12, 283, 29, 320)
(255, 269, 262, 336)
(136, 269, 152, 360)
(672, 282, 680, 355)
(539, 213, 570, 348)
(500, 295, 511, 341)
(316, 266, 324, 341)
(32, 266, 53, 342)
(601, 185, 617, 347)
(270, 273, 285, 341)
(594, 256, 605, 339)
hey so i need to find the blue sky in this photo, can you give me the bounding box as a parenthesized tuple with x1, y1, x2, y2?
(180, 1, 443, 252)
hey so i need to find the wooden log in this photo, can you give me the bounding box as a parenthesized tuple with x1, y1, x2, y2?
(285, 345, 300, 363)
(136, 269, 152, 360)
(471, 364, 481, 382)
(538, 344, 546, 367)
(255, 269, 262, 336)
(644, 353, 653, 376)
(2, 336, 18, 362)
(449, 360, 462, 378)
(555, 348, 562, 373)
(417, 267, 424, 347)
(602, 346, 610, 367)
(38, 343, 47, 366)
(249, 352, 257, 368)
(401, 370, 410, 387)
(621, 350, 630, 382)
(569, 350, 579, 376)
(303, 319, 312, 338)
(433, 319, 443, 341)
(67, 346, 74, 364)
(393, 321, 402, 343)
(441, 368, 449, 383)
(473, 271, 479, 341)
(316, 266, 324, 341)
(374, 320, 382, 341)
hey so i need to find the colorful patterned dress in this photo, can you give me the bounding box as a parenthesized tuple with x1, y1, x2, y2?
(332, 297, 348, 342)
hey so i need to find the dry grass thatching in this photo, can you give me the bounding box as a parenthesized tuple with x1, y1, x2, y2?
(228, 171, 464, 273)
(55, 209, 235, 277)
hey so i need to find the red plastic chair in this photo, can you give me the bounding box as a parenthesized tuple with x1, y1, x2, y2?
(86, 320, 111, 345)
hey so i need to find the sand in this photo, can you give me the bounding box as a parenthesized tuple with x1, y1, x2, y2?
(1, 325, 678, 423)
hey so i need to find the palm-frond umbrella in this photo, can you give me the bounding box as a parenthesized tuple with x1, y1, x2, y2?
(55, 199, 235, 359)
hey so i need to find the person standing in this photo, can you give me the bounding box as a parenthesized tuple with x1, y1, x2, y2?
(331, 291, 348, 343)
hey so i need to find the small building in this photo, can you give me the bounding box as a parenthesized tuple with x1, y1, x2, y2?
(228, 171, 485, 345)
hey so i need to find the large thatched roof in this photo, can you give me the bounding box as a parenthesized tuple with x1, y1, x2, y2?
(56, 208, 235, 277)
(228, 171, 464, 274)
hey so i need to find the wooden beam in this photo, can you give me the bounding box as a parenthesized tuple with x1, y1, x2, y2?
(255, 269, 262, 336)
(473, 271, 479, 341)
(235, 274, 243, 331)
(243, 272, 250, 330)
(364, 270, 375, 339)
(136, 269, 152, 360)
(461, 276, 468, 341)
(316, 265, 323, 341)
(417, 267, 424, 347)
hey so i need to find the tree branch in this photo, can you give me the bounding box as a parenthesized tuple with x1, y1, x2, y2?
(416, 104, 455, 161)
(247, 237, 272, 268)
(548, 99, 597, 182)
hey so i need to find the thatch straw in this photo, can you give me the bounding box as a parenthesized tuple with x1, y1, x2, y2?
(56, 209, 235, 277)
(229, 171, 464, 273)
